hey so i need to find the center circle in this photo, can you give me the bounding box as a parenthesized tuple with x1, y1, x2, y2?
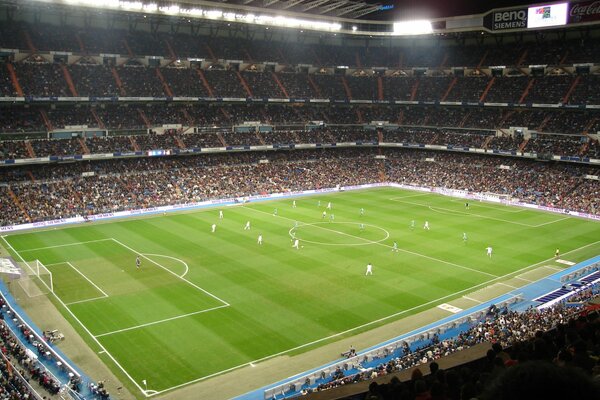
(289, 222, 390, 246)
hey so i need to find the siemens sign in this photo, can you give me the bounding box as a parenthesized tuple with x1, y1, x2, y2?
(485, 8, 528, 30)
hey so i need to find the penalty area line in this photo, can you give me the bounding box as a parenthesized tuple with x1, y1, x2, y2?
(140, 239, 600, 397)
(94, 304, 230, 338)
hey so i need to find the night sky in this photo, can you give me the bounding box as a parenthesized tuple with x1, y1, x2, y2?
(364, 0, 538, 20)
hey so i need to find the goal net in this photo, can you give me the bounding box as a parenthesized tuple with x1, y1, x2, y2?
(17, 260, 53, 298)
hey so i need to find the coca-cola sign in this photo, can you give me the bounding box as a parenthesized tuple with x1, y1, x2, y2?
(569, 1, 600, 23)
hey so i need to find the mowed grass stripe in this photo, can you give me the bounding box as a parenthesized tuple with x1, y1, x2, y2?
(3, 188, 599, 395)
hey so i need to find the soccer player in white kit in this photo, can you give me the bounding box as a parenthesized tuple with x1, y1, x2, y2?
(244, 221, 251, 230)
(292, 200, 296, 208)
(365, 263, 373, 275)
(392, 241, 398, 252)
(327, 202, 332, 210)
(219, 210, 223, 219)
(257, 234, 263, 245)
(292, 239, 300, 249)
(424, 221, 430, 230)
(211, 223, 216, 233)
(486, 246, 493, 258)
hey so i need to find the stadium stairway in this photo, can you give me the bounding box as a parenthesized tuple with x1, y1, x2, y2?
(155, 68, 174, 97)
(61, 65, 78, 97)
(110, 67, 127, 96)
(440, 77, 457, 102)
(236, 71, 254, 97)
(196, 68, 215, 97)
(479, 77, 496, 103)
(6, 63, 24, 96)
(562, 75, 581, 104)
(7, 188, 31, 222)
(518, 78, 535, 104)
(341, 76, 352, 100)
(271, 72, 289, 99)
(307, 74, 322, 98)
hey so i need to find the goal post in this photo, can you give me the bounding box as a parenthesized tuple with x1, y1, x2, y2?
(16, 259, 53, 297)
(35, 260, 54, 294)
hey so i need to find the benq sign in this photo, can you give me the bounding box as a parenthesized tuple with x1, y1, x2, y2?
(493, 9, 527, 30)
(484, 8, 528, 31)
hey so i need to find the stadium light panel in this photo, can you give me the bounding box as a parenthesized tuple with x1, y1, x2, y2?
(37, 0, 342, 33)
(393, 20, 433, 35)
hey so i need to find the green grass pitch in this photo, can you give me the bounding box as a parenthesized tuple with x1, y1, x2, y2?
(2, 187, 600, 396)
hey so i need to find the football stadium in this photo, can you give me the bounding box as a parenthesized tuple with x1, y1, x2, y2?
(0, 0, 599, 399)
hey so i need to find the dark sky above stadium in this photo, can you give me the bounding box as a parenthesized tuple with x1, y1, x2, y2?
(364, 0, 536, 20)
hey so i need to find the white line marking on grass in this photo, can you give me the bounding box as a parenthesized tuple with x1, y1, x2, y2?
(0, 236, 148, 397)
(497, 282, 518, 289)
(391, 198, 569, 228)
(132, 239, 600, 398)
(542, 265, 562, 271)
(514, 276, 533, 283)
(289, 222, 389, 246)
(65, 296, 110, 306)
(388, 193, 430, 201)
(533, 217, 571, 227)
(142, 253, 189, 278)
(111, 238, 230, 307)
(65, 262, 109, 298)
(249, 206, 498, 279)
(449, 198, 526, 213)
(94, 304, 230, 338)
(555, 259, 575, 266)
(17, 238, 113, 252)
(462, 296, 483, 304)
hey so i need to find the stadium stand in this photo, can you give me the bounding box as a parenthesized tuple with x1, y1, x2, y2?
(0, 4, 600, 400)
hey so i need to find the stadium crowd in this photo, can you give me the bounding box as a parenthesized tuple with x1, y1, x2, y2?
(306, 291, 600, 399)
(5, 60, 598, 105)
(0, 148, 598, 227)
(0, 295, 66, 399)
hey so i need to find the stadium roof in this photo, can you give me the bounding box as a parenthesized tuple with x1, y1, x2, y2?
(206, 0, 383, 18)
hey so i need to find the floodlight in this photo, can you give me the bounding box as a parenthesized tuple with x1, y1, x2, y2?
(393, 20, 433, 35)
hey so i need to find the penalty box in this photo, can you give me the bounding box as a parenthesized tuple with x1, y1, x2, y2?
(13, 238, 229, 338)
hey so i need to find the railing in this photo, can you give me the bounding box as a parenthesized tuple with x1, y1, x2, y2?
(264, 294, 523, 399)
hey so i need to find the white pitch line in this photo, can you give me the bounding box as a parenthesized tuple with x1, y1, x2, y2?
(65, 296, 109, 306)
(16, 238, 113, 252)
(65, 262, 109, 298)
(462, 296, 483, 304)
(388, 193, 430, 201)
(95, 304, 230, 338)
(542, 265, 562, 271)
(142, 253, 189, 278)
(392, 198, 568, 228)
(248, 206, 498, 279)
(514, 276, 533, 283)
(111, 238, 230, 306)
(0, 236, 148, 396)
(497, 282, 518, 289)
(101, 238, 600, 398)
(532, 217, 571, 227)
